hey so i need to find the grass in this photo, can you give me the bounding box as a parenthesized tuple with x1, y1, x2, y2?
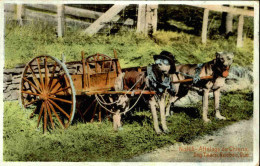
(4, 21, 253, 69)
(3, 90, 253, 161)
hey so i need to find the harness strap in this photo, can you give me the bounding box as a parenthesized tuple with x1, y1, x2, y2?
(176, 63, 204, 84)
(147, 65, 176, 95)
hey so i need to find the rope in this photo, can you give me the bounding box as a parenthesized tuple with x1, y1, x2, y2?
(95, 94, 117, 114)
(95, 72, 146, 115)
(120, 85, 147, 115)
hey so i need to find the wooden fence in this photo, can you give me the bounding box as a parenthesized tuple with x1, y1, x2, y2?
(5, 4, 255, 47)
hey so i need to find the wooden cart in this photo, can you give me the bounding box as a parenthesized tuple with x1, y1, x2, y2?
(20, 50, 155, 133)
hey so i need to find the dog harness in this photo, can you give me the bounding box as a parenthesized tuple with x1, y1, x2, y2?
(147, 65, 175, 95)
(176, 63, 204, 84)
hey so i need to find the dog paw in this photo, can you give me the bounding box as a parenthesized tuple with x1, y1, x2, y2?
(215, 113, 226, 120)
(203, 118, 211, 123)
(215, 115, 226, 120)
(155, 130, 163, 135)
(163, 129, 170, 134)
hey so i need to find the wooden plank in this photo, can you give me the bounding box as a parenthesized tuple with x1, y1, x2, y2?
(202, 8, 209, 44)
(26, 4, 102, 19)
(84, 4, 128, 35)
(4, 4, 15, 12)
(65, 6, 103, 19)
(83, 90, 156, 95)
(57, 5, 65, 37)
(25, 4, 57, 12)
(190, 5, 254, 17)
(25, 4, 132, 24)
(24, 8, 91, 28)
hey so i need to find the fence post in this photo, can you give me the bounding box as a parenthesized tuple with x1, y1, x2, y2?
(137, 4, 146, 33)
(137, 4, 158, 35)
(57, 4, 65, 37)
(202, 8, 209, 44)
(16, 4, 24, 26)
(237, 7, 246, 48)
(226, 6, 233, 33)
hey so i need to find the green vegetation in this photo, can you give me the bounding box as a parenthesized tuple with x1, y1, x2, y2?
(4, 90, 253, 161)
(5, 21, 253, 69)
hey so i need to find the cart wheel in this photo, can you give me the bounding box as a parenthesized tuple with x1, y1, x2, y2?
(86, 53, 112, 62)
(20, 55, 76, 133)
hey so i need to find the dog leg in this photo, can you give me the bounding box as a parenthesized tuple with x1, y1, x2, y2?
(202, 89, 211, 123)
(166, 96, 178, 117)
(149, 97, 162, 134)
(113, 110, 122, 131)
(159, 97, 169, 133)
(214, 88, 226, 120)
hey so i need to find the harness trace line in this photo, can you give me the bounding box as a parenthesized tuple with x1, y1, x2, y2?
(95, 72, 147, 115)
(173, 64, 230, 84)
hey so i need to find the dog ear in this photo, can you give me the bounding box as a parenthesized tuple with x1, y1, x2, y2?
(229, 52, 234, 58)
(216, 52, 222, 59)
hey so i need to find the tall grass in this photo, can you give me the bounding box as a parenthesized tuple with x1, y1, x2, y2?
(5, 21, 253, 69)
(4, 90, 253, 161)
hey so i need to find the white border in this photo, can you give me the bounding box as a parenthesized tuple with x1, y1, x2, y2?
(0, 1, 259, 166)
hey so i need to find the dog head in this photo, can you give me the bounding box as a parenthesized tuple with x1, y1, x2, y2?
(153, 51, 176, 74)
(216, 52, 234, 68)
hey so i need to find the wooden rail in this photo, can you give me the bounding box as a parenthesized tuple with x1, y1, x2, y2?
(190, 5, 254, 17)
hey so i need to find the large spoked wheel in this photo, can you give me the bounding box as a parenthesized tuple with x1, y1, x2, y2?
(20, 55, 76, 133)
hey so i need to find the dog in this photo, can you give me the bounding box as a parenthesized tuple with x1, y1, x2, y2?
(118, 51, 176, 134)
(166, 52, 234, 123)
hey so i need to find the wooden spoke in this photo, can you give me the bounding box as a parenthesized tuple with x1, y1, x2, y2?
(48, 62, 58, 90)
(46, 101, 55, 130)
(47, 99, 65, 128)
(44, 56, 49, 90)
(44, 101, 47, 133)
(50, 86, 71, 95)
(48, 99, 70, 118)
(28, 65, 42, 91)
(49, 73, 65, 92)
(21, 55, 76, 132)
(49, 96, 73, 104)
(21, 90, 40, 96)
(25, 99, 39, 108)
(36, 58, 44, 89)
(22, 77, 41, 94)
(37, 102, 44, 128)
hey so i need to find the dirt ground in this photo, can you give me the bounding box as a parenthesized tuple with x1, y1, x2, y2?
(126, 119, 254, 162)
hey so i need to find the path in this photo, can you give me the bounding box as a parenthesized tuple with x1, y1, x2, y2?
(126, 119, 253, 162)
